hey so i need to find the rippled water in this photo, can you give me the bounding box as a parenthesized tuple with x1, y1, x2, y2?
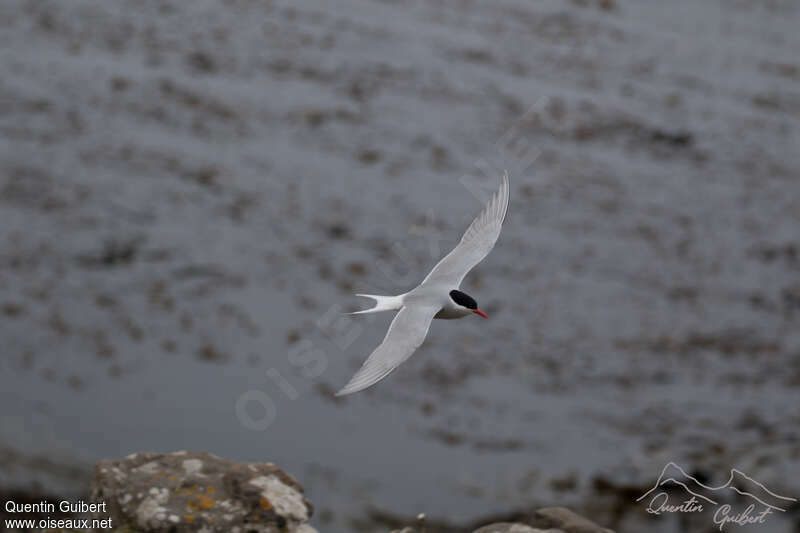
(1, 1, 799, 531)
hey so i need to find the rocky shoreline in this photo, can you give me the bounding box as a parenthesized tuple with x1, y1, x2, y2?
(7, 451, 614, 533)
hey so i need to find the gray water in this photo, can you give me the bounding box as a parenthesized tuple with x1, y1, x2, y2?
(1, 1, 799, 532)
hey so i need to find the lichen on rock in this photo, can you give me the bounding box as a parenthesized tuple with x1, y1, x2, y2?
(91, 451, 316, 533)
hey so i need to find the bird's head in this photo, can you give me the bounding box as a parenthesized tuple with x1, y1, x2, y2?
(449, 289, 488, 318)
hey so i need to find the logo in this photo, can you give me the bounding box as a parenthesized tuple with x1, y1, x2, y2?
(636, 462, 797, 530)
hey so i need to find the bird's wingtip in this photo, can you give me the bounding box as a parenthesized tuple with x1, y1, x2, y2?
(335, 375, 374, 396)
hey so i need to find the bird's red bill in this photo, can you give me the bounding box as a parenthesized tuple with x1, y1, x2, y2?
(473, 309, 488, 318)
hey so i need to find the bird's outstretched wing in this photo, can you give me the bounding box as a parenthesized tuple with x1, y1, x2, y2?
(336, 304, 440, 396)
(420, 171, 509, 288)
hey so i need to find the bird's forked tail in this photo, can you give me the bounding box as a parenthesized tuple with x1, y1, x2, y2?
(347, 294, 404, 315)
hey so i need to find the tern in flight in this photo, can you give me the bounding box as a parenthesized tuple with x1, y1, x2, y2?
(337, 172, 510, 395)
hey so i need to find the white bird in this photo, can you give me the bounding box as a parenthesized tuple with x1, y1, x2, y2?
(336, 172, 510, 396)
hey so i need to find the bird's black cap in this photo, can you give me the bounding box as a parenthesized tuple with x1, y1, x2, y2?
(449, 290, 477, 309)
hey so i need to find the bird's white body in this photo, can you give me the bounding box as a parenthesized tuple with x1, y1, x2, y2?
(433, 302, 474, 320)
(337, 172, 510, 395)
(356, 289, 473, 319)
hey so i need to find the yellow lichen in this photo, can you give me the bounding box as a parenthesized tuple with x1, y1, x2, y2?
(186, 493, 216, 512)
(259, 497, 272, 511)
(195, 493, 216, 510)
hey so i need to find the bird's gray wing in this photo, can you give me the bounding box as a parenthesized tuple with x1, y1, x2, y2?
(336, 304, 440, 396)
(420, 171, 509, 288)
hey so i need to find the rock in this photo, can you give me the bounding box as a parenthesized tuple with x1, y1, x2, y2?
(90, 451, 316, 533)
(392, 508, 613, 533)
(473, 523, 563, 533)
(533, 507, 614, 533)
